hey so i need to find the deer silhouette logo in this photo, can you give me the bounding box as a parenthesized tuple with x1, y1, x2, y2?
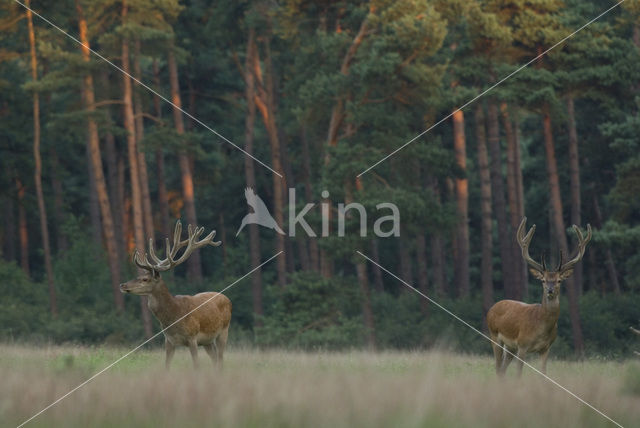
(236, 187, 285, 236)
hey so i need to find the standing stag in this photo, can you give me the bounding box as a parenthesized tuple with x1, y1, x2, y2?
(120, 221, 231, 369)
(487, 217, 591, 376)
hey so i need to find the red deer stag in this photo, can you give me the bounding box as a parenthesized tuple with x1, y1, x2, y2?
(487, 217, 591, 377)
(120, 221, 231, 369)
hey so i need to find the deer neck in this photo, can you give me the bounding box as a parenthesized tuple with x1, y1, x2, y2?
(147, 280, 181, 327)
(541, 293, 560, 322)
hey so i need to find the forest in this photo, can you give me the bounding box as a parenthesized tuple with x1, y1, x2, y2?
(1, 0, 640, 358)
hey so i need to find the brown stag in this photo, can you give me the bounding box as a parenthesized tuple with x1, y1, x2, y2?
(487, 217, 591, 376)
(120, 221, 231, 369)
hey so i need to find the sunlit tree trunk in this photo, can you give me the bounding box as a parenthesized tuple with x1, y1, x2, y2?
(252, 34, 287, 286)
(475, 104, 493, 322)
(87, 144, 102, 247)
(566, 97, 583, 296)
(452, 110, 469, 297)
(133, 38, 154, 244)
(26, 0, 57, 316)
(243, 28, 263, 323)
(167, 44, 202, 281)
(2, 197, 16, 262)
(487, 99, 514, 298)
(542, 105, 584, 355)
(76, 1, 124, 311)
(122, 0, 153, 337)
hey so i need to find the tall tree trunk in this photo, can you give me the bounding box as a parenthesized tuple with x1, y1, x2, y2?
(300, 127, 319, 271)
(2, 197, 16, 262)
(542, 105, 584, 355)
(452, 109, 469, 297)
(592, 192, 621, 294)
(87, 144, 102, 247)
(26, 0, 57, 316)
(101, 72, 125, 259)
(252, 34, 286, 286)
(566, 97, 583, 296)
(487, 100, 514, 298)
(398, 237, 413, 286)
(370, 239, 384, 292)
(49, 146, 68, 252)
(475, 104, 493, 321)
(501, 103, 524, 300)
(152, 59, 171, 240)
(512, 114, 527, 296)
(133, 38, 154, 244)
(345, 183, 376, 349)
(429, 176, 446, 296)
(122, 1, 153, 337)
(77, 1, 124, 311)
(16, 178, 30, 278)
(415, 234, 429, 314)
(167, 44, 202, 281)
(243, 28, 263, 323)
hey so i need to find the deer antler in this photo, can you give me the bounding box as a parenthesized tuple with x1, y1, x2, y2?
(558, 224, 592, 273)
(517, 217, 544, 273)
(133, 220, 221, 273)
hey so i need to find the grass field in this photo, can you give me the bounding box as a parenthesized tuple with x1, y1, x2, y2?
(1, 344, 639, 428)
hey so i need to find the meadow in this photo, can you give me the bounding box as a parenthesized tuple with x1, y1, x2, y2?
(1, 344, 639, 428)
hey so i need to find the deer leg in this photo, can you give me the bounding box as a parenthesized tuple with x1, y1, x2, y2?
(501, 346, 516, 375)
(540, 347, 551, 374)
(491, 338, 504, 376)
(515, 348, 527, 377)
(188, 339, 199, 369)
(217, 327, 229, 367)
(165, 339, 175, 370)
(203, 343, 217, 366)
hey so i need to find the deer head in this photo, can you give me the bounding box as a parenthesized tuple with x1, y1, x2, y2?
(516, 217, 592, 300)
(120, 221, 221, 295)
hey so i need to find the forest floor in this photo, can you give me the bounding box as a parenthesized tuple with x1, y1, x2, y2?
(1, 344, 639, 428)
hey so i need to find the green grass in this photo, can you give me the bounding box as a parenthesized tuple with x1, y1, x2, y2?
(1, 344, 639, 427)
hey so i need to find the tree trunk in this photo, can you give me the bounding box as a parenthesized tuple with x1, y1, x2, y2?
(542, 105, 584, 355)
(243, 28, 263, 323)
(2, 197, 16, 262)
(398, 237, 413, 286)
(415, 234, 429, 314)
(512, 114, 527, 296)
(16, 178, 30, 278)
(429, 177, 446, 296)
(566, 97, 583, 296)
(152, 59, 171, 240)
(77, 1, 124, 311)
(592, 192, 621, 294)
(370, 239, 384, 292)
(252, 34, 286, 286)
(122, 1, 153, 337)
(452, 109, 469, 297)
(26, 0, 57, 316)
(475, 104, 493, 320)
(87, 144, 102, 247)
(501, 102, 524, 300)
(49, 146, 68, 252)
(300, 127, 319, 271)
(487, 100, 514, 298)
(133, 38, 154, 244)
(167, 44, 202, 281)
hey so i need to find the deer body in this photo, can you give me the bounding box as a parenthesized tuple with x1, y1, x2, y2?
(487, 217, 591, 377)
(120, 221, 230, 369)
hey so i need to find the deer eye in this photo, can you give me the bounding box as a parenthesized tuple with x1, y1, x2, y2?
(142, 278, 148, 282)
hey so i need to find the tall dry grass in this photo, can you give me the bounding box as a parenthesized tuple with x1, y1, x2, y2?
(1, 344, 638, 427)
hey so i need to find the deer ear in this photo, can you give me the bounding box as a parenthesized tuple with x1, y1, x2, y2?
(530, 269, 544, 280)
(559, 269, 573, 280)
